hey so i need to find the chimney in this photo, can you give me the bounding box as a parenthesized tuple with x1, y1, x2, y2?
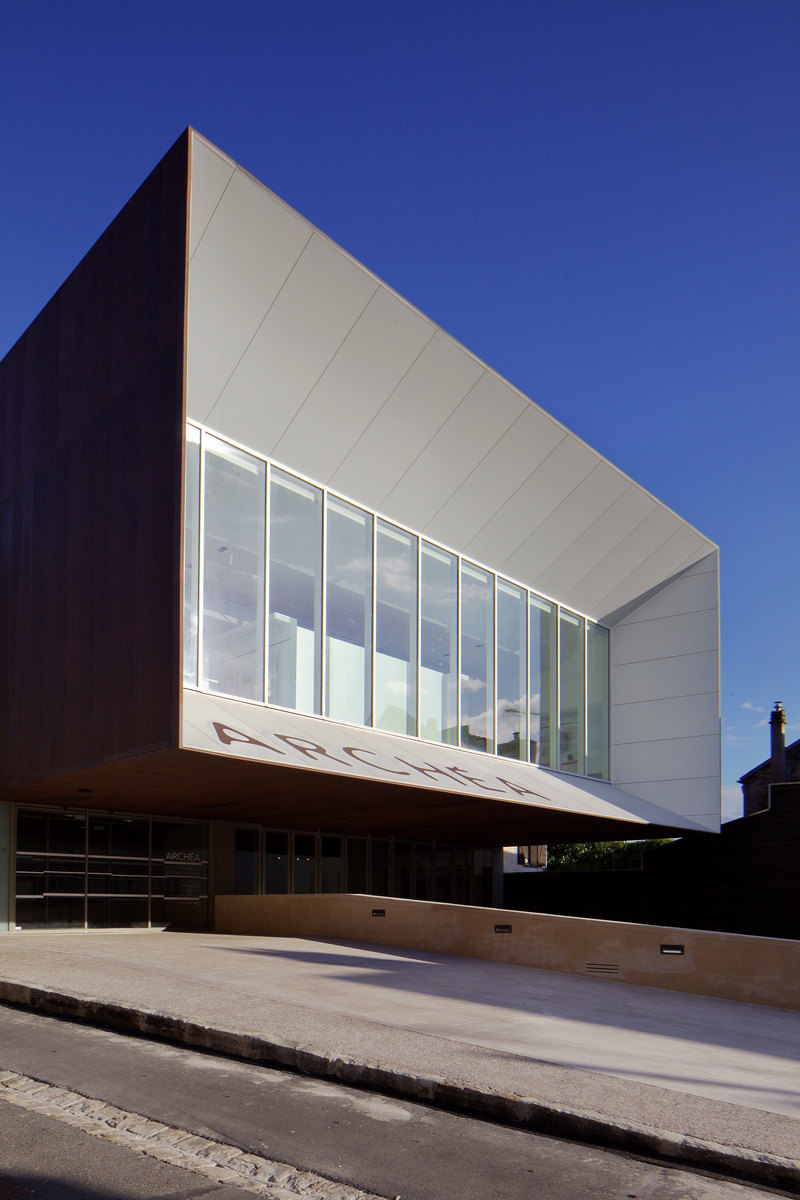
(770, 701, 787, 784)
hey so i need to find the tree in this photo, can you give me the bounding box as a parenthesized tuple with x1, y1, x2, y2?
(546, 839, 675, 872)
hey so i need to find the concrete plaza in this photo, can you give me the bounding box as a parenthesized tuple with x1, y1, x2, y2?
(0, 930, 797, 1187)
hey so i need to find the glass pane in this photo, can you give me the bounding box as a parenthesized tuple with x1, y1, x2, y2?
(420, 543, 458, 745)
(370, 840, 390, 896)
(234, 828, 259, 894)
(268, 469, 323, 714)
(325, 497, 372, 725)
(320, 835, 342, 893)
(559, 609, 585, 773)
(201, 435, 266, 701)
(393, 841, 412, 898)
(453, 847, 470, 905)
(293, 833, 317, 893)
(183, 425, 200, 685)
(346, 838, 368, 893)
(460, 562, 494, 753)
(497, 579, 527, 760)
(530, 595, 557, 766)
(587, 622, 610, 780)
(375, 521, 417, 735)
(48, 813, 86, 855)
(434, 847, 453, 902)
(263, 830, 289, 894)
(414, 843, 431, 900)
(472, 848, 493, 906)
(150, 820, 208, 930)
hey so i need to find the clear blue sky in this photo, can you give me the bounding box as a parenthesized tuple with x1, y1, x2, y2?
(3, 1, 798, 820)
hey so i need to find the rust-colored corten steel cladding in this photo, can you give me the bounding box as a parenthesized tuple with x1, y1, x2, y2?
(0, 132, 190, 790)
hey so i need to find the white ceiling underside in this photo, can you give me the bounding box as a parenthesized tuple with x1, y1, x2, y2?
(186, 132, 717, 624)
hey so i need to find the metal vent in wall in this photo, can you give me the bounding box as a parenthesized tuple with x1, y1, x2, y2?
(584, 962, 620, 975)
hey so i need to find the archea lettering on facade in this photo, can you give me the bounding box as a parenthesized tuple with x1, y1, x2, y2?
(212, 722, 551, 802)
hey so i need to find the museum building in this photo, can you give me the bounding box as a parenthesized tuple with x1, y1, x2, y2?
(0, 130, 721, 930)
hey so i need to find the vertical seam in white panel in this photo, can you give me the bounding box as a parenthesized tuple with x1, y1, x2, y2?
(497, 460, 608, 572)
(188, 165, 236, 262)
(464, 429, 571, 551)
(205, 227, 315, 427)
(377, 369, 489, 509)
(329, 327, 439, 481)
(271, 282, 382, 453)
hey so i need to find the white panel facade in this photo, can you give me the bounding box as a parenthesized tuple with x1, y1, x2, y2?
(185, 131, 721, 836)
(330, 332, 485, 510)
(272, 286, 435, 485)
(188, 137, 235, 257)
(541, 486, 655, 603)
(502, 461, 629, 583)
(596, 526, 713, 623)
(206, 234, 379, 459)
(428, 403, 565, 553)
(381, 372, 528, 533)
(611, 552, 720, 831)
(187, 163, 312, 423)
(465, 435, 598, 571)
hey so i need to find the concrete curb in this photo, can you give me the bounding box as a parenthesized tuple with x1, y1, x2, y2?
(1, 979, 798, 1193)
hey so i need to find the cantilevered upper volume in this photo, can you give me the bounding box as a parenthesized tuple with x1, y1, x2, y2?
(0, 128, 720, 871)
(182, 130, 720, 835)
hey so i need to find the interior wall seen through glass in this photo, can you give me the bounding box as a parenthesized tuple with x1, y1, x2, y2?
(325, 497, 373, 726)
(201, 435, 266, 701)
(268, 469, 322, 714)
(183, 427, 611, 782)
(587, 622, 610, 780)
(375, 521, 418, 736)
(530, 597, 557, 767)
(420, 543, 458, 745)
(559, 609, 585, 774)
(497, 579, 528, 760)
(460, 562, 494, 753)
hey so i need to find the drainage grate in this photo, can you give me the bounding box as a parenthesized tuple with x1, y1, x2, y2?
(584, 962, 620, 975)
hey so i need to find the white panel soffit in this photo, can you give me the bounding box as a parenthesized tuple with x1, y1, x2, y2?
(181, 690, 711, 834)
(186, 131, 717, 617)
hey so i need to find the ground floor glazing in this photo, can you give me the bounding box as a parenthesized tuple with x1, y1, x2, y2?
(5, 805, 498, 929)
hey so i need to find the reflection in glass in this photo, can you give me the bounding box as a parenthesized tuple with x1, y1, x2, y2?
(530, 596, 557, 766)
(268, 469, 322, 714)
(587, 622, 610, 780)
(375, 521, 417, 735)
(183, 425, 200, 685)
(559, 609, 585, 773)
(325, 498, 372, 725)
(420, 543, 458, 745)
(201, 435, 266, 700)
(460, 562, 494, 752)
(497, 579, 527, 759)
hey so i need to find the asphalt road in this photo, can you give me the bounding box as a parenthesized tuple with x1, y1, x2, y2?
(0, 1005, 788, 1200)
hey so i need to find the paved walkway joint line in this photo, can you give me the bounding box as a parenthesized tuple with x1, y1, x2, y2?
(0, 1070, 386, 1200)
